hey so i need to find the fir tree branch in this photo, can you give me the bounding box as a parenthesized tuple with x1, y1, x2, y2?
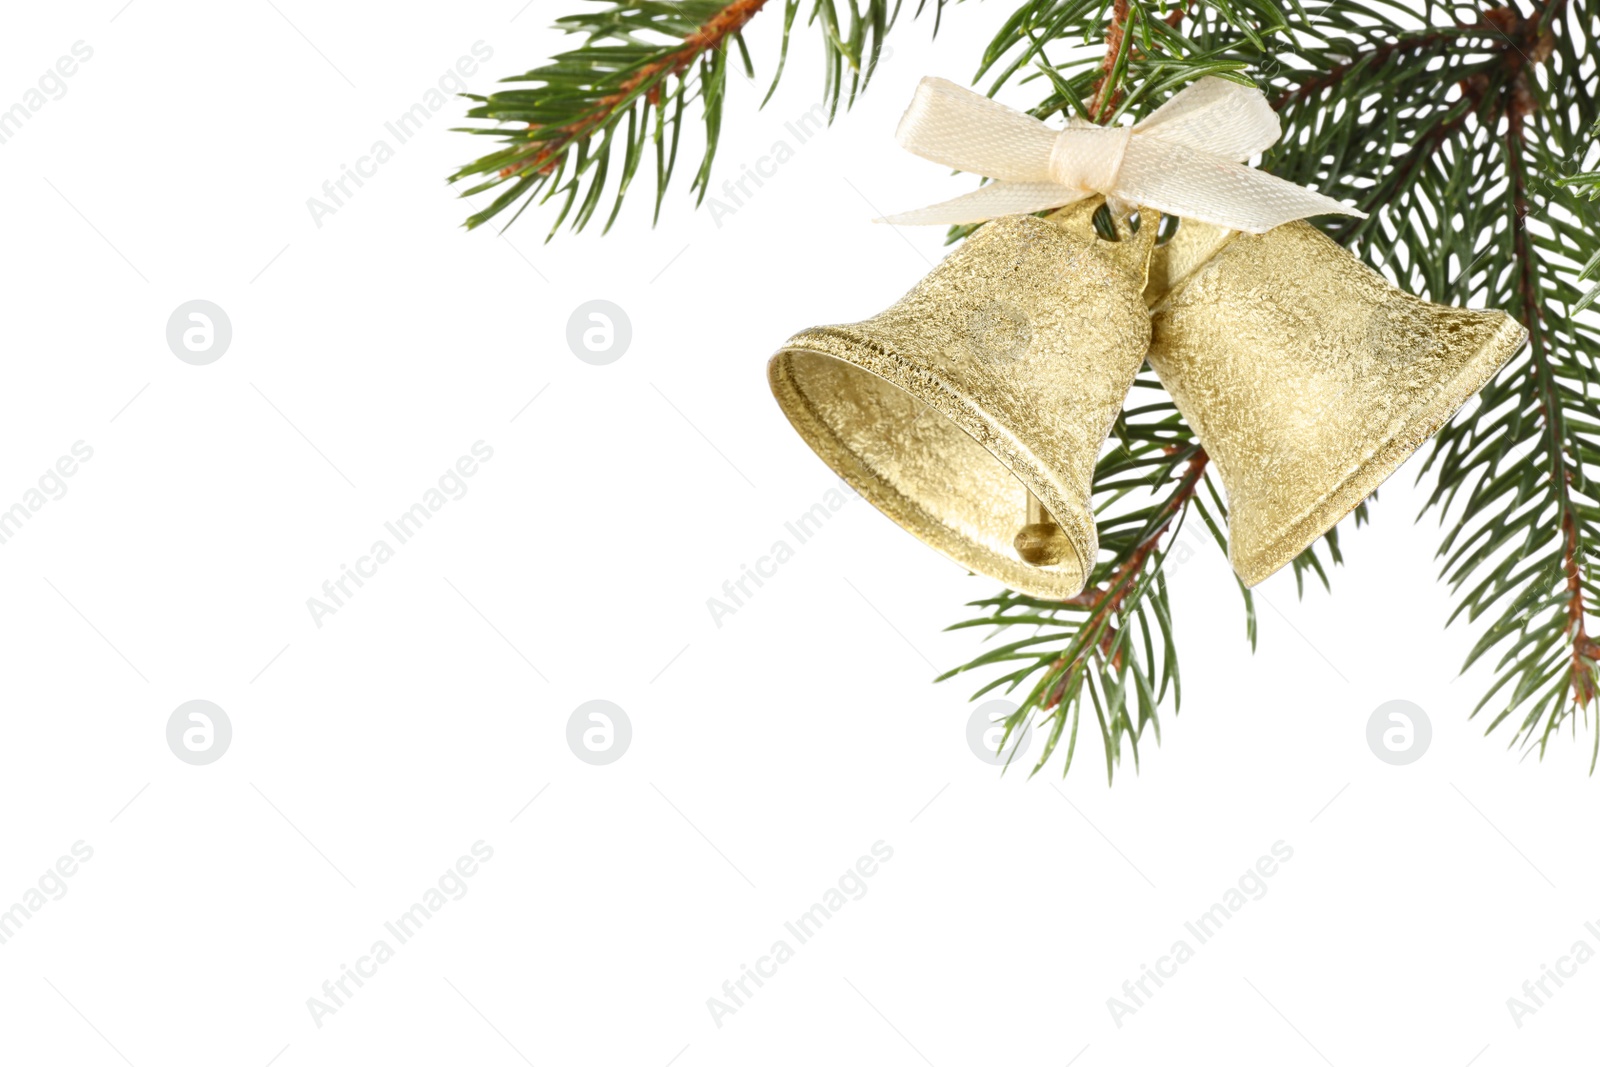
(450, 0, 912, 234)
(1088, 0, 1132, 119)
(942, 1, 1362, 780)
(946, 0, 1600, 779)
(1559, 124, 1600, 310)
(941, 368, 1280, 781)
(511, 0, 1600, 776)
(1258, 0, 1600, 765)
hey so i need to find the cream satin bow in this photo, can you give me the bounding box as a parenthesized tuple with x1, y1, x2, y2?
(881, 76, 1365, 233)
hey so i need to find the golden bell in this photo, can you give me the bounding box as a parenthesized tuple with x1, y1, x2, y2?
(767, 198, 1156, 598)
(1146, 219, 1529, 587)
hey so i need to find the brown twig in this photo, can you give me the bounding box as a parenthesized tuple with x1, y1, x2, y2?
(1272, 29, 1463, 113)
(1510, 122, 1593, 709)
(1274, 11, 1553, 115)
(1088, 0, 1130, 122)
(501, 0, 772, 179)
(1496, 0, 1591, 708)
(1272, 1, 1587, 711)
(1044, 451, 1209, 707)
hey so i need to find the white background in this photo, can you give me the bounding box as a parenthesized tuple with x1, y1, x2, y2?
(0, 2, 1593, 1065)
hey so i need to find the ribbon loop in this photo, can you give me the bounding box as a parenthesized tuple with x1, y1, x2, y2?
(882, 77, 1366, 234)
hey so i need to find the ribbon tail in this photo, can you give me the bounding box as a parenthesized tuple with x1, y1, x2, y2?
(1115, 141, 1365, 234)
(878, 182, 1088, 226)
(1131, 77, 1281, 162)
(894, 77, 1059, 182)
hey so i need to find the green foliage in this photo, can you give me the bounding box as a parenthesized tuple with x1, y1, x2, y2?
(1560, 133, 1600, 311)
(1560, 120, 1600, 201)
(940, 215, 1360, 782)
(973, 0, 1291, 116)
(476, 0, 1600, 778)
(449, 0, 906, 235)
(938, 378, 1210, 781)
(1259, 0, 1600, 769)
(948, 0, 1600, 779)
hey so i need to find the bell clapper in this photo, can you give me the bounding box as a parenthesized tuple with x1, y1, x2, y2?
(1014, 490, 1071, 567)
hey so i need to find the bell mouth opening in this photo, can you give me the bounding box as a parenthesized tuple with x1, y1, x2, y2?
(768, 338, 1091, 599)
(1231, 313, 1527, 587)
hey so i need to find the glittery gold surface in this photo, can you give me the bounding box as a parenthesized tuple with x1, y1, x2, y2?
(1147, 219, 1529, 587)
(767, 198, 1155, 598)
